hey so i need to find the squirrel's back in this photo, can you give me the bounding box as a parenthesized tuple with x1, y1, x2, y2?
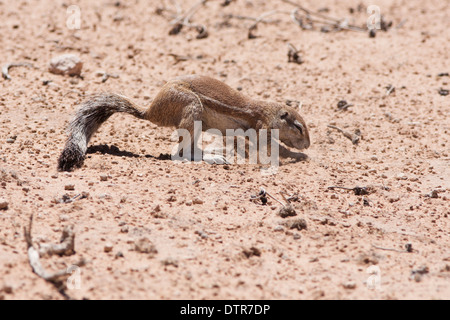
(172, 75, 250, 109)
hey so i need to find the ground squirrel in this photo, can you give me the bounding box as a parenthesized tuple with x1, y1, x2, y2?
(57, 75, 310, 171)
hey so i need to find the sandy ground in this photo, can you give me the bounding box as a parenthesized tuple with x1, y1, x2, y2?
(0, 0, 449, 300)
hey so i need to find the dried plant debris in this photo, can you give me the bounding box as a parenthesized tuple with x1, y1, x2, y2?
(285, 99, 302, 108)
(328, 186, 375, 195)
(95, 70, 119, 83)
(168, 0, 209, 39)
(287, 43, 303, 64)
(169, 22, 183, 35)
(410, 265, 429, 282)
(248, 24, 257, 39)
(244, 1, 394, 39)
(224, 13, 280, 24)
(250, 188, 269, 205)
(248, 9, 293, 39)
(194, 25, 209, 39)
(385, 84, 395, 96)
(349, 3, 365, 14)
(54, 192, 89, 204)
(242, 246, 261, 258)
(284, 0, 369, 33)
(251, 188, 299, 218)
(24, 214, 85, 299)
(327, 125, 362, 145)
(168, 53, 192, 63)
(39, 225, 76, 257)
(166, 0, 394, 41)
(2, 62, 34, 80)
(337, 100, 353, 110)
(372, 243, 415, 253)
(379, 15, 393, 31)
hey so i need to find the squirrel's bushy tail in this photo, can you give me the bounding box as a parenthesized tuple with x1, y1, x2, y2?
(58, 93, 146, 171)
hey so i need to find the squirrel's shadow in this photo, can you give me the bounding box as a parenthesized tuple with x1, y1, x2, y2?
(86, 144, 308, 164)
(87, 144, 171, 160)
(277, 143, 309, 163)
(281, 153, 309, 164)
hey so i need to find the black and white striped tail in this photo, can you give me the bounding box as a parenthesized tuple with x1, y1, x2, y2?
(57, 93, 145, 171)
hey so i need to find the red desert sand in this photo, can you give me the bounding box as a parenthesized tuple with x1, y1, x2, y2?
(0, 0, 449, 299)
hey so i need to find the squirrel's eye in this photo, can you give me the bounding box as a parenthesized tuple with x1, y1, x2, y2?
(294, 120, 304, 134)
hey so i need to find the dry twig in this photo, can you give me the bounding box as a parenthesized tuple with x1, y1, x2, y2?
(283, 0, 366, 32)
(372, 243, 414, 253)
(95, 70, 119, 83)
(327, 125, 361, 145)
(24, 214, 85, 299)
(2, 62, 34, 80)
(248, 9, 293, 38)
(224, 13, 277, 23)
(287, 43, 303, 64)
(328, 186, 372, 195)
(169, 0, 209, 39)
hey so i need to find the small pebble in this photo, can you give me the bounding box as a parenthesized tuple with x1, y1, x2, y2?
(2, 285, 13, 294)
(192, 197, 204, 205)
(396, 173, 407, 180)
(195, 230, 208, 239)
(49, 54, 83, 76)
(287, 218, 308, 231)
(428, 190, 439, 198)
(389, 196, 400, 203)
(135, 237, 157, 254)
(278, 204, 297, 218)
(161, 257, 179, 267)
(343, 281, 357, 289)
(293, 233, 301, 240)
(0, 199, 8, 210)
(438, 88, 449, 96)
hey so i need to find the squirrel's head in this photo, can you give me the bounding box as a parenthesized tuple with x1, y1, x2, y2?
(271, 105, 310, 150)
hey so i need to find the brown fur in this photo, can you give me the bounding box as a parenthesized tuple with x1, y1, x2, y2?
(58, 75, 310, 171)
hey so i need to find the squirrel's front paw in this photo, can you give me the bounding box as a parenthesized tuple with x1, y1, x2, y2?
(202, 154, 229, 165)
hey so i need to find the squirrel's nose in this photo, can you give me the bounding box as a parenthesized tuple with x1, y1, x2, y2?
(304, 136, 311, 149)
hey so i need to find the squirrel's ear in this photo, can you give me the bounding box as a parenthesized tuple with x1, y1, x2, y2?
(280, 111, 289, 119)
